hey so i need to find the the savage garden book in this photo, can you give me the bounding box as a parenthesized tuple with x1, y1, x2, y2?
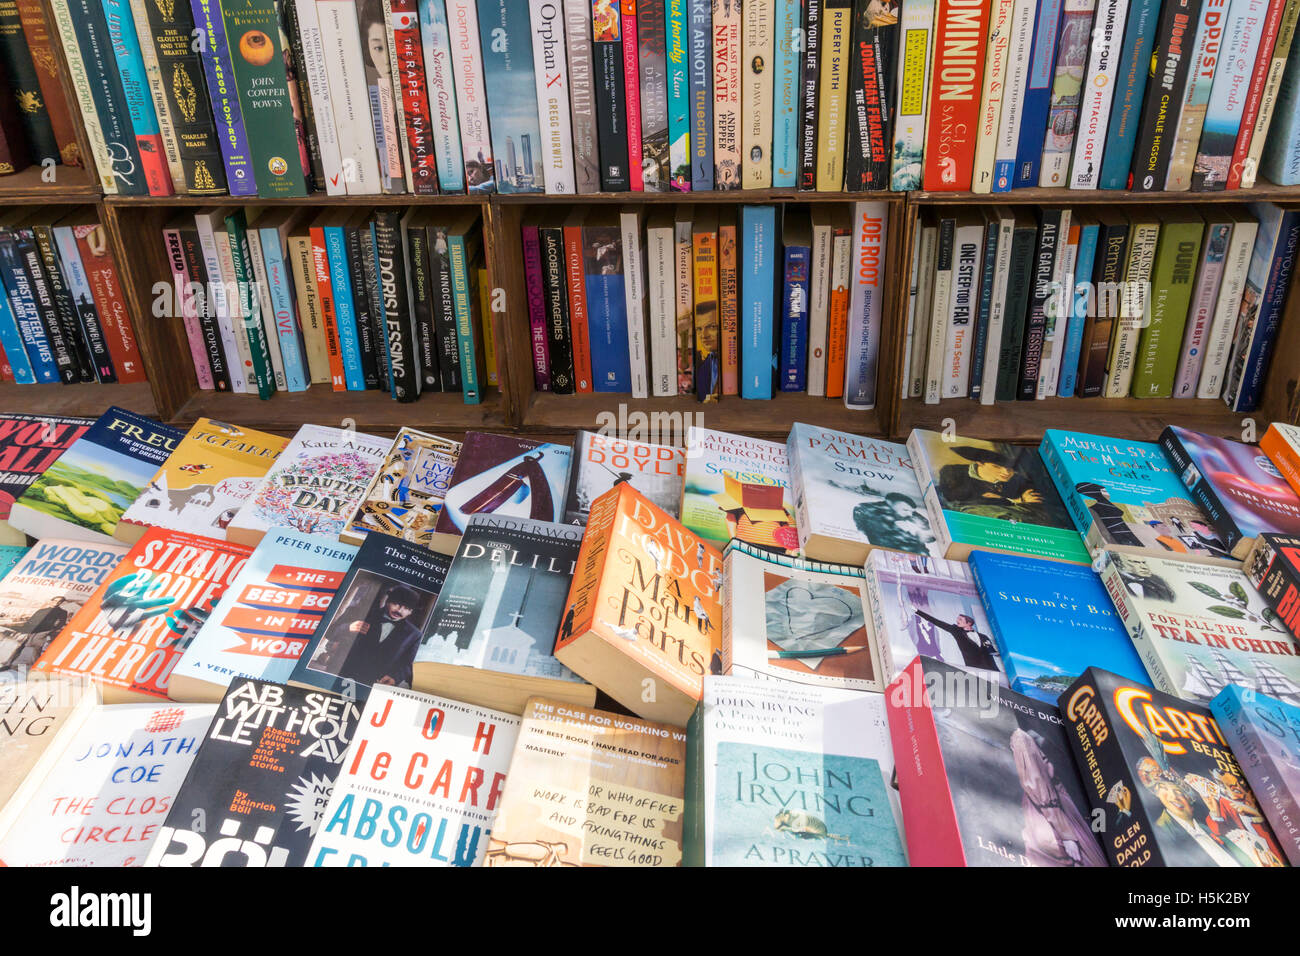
(563, 429, 686, 524)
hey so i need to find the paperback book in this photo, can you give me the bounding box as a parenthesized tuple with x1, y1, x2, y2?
(0, 414, 93, 545)
(562, 429, 686, 525)
(341, 428, 462, 547)
(0, 677, 96, 814)
(1245, 532, 1300, 641)
(681, 426, 798, 556)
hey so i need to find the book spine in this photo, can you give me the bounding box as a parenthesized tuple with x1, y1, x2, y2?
(443, 0, 491, 191)
(391, 0, 439, 193)
(1197, 217, 1255, 397)
(979, 217, 1014, 401)
(825, 230, 851, 397)
(1258, 31, 1300, 184)
(901, 218, 922, 399)
(53, 227, 109, 380)
(261, 226, 310, 390)
(1227, 212, 1300, 411)
(1192, 0, 1272, 190)
(585, 223, 631, 391)
(420, 0, 465, 192)
(1132, 219, 1204, 397)
(1224, 0, 1290, 189)
(44, 0, 116, 187)
(843, 201, 887, 409)
(1037, 212, 1074, 398)
(100, 0, 173, 195)
(1057, 222, 1098, 397)
(845, 7, 897, 191)
(190, 0, 256, 195)
(244, 226, 287, 390)
(309, 227, 344, 390)
(968, 217, 1000, 399)
(0, 1, 59, 165)
(479, 265, 497, 385)
(646, 223, 676, 395)
(1065, 0, 1121, 189)
(1012, 0, 1062, 188)
(282, 0, 325, 188)
(324, 226, 366, 390)
(909, 222, 935, 398)
(687, 0, 712, 189)
(1164, 0, 1228, 191)
(178, 227, 229, 389)
(740, 205, 776, 399)
(32, 225, 94, 382)
(344, 224, 381, 388)
(1173, 220, 1230, 395)
(0, 274, 31, 382)
(372, 0, 407, 193)
(14, 0, 79, 166)
(992, 0, 1036, 190)
(779, 243, 809, 392)
(446, 230, 481, 402)
(718, 216, 738, 395)
(0, 231, 57, 382)
(1158, 426, 1242, 551)
(944, 222, 981, 399)
(970, 0, 1014, 192)
(620, 211, 650, 397)
(593, 0, 630, 190)
(1237, 0, 1299, 187)
(16, 230, 77, 383)
(1019, 212, 1061, 399)
(226, 215, 275, 398)
(126, 0, 184, 190)
(531, 0, 576, 193)
(561, 222, 591, 392)
(666, 0, 690, 189)
(427, 227, 459, 390)
(816, 0, 850, 191)
(1128, 0, 1203, 191)
(521, 223, 551, 391)
(621, 0, 644, 191)
(798, 0, 823, 190)
(542, 225, 575, 393)
(1104, 221, 1158, 397)
(1098, 0, 1161, 188)
(639, 0, 670, 189)
(741, 0, 774, 189)
(210, 224, 249, 393)
(285, 235, 327, 383)
(890, 0, 932, 190)
(292, 0, 343, 193)
(807, 223, 833, 397)
(711, 0, 741, 189)
(771, 0, 802, 188)
(674, 217, 693, 392)
(924, 217, 954, 404)
(692, 223, 719, 400)
(993, 226, 1033, 400)
(372, 213, 419, 400)
(362, 226, 391, 389)
(1078, 221, 1125, 395)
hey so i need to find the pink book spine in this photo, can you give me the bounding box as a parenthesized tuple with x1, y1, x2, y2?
(621, 0, 644, 191)
(162, 227, 214, 390)
(521, 222, 551, 391)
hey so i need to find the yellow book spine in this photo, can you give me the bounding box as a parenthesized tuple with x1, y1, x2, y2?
(816, 5, 851, 191)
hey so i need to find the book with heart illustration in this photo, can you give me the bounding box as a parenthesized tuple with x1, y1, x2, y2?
(721, 540, 884, 693)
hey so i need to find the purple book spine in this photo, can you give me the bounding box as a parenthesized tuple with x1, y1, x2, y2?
(190, 0, 257, 196)
(522, 223, 551, 391)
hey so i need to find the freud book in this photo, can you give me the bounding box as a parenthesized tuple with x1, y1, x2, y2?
(226, 424, 389, 548)
(413, 515, 593, 715)
(145, 679, 362, 867)
(307, 685, 518, 866)
(886, 656, 1106, 867)
(1245, 533, 1300, 641)
(7, 407, 183, 547)
(169, 529, 358, 702)
(290, 531, 450, 697)
(1061, 667, 1287, 866)
(683, 675, 905, 867)
(680, 425, 798, 557)
(1041, 428, 1235, 565)
(563, 429, 686, 525)
(970, 550, 1149, 704)
(0, 701, 216, 867)
(341, 428, 462, 547)
(722, 540, 884, 693)
(31, 528, 252, 703)
(1098, 550, 1300, 707)
(487, 698, 686, 866)
(0, 678, 96, 815)
(906, 428, 1090, 564)
(0, 414, 93, 545)
(786, 422, 937, 564)
(116, 419, 289, 545)
(555, 482, 721, 726)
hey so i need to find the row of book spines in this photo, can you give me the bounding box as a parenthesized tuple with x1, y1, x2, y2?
(0, 0, 83, 170)
(0, 213, 142, 386)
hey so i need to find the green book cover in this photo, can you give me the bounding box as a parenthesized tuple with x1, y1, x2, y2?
(1131, 215, 1204, 399)
(224, 208, 275, 398)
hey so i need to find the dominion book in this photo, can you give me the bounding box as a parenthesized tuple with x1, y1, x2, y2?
(681, 425, 798, 556)
(563, 429, 686, 525)
(0, 414, 93, 545)
(341, 428, 462, 547)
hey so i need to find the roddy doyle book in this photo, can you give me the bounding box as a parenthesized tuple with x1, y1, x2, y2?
(563, 429, 686, 524)
(0, 414, 93, 545)
(341, 429, 462, 547)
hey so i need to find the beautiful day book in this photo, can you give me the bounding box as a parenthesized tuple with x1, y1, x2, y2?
(0, 414, 93, 545)
(1098, 550, 1300, 707)
(683, 675, 905, 867)
(226, 424, 390, 548)
(680, 425, 798, 556)
(116, 419, 289, 545)
(555, 482, 722, 727)
(307, 685, 519, 867)
(886, 656, 1107, 867)
(1041, 428, 1234, 564)
(722, 541, 884, 693)
(0, 701, 216, 867)
(487, 698, 686, 867)
(562, 429, 686, 525)
(0, 678, 97, 816)
(1061, 667, 1287, 867)
(7, 407, 183, 547)
(290, 532, 450, 697)
(168, 529, 359, 702)
(31, 528, 252, 703)
(970, 550, 1149, 704)
(340, 428, 462, 547)
(906, 429, 1089, 564)
(1245, 532, 1300, 641)
(412, 515, 592, 715)
(145, 679, 363, 867)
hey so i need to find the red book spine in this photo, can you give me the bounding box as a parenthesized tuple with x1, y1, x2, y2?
(564, 222, 594, 392)
(921, 0, 991, 191)
(391, 0, 439, 194)
(310, 226, 346, 391)
(0, 340, 13, 382)
(1226, 0, 1288, 189)
(73, 225, 147, 383)
(621, 0, 644, 191)
(16, 0, 80, 166)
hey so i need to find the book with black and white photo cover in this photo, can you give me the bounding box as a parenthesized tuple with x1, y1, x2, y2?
(721, 541, 884, 693)
(562, 429, 686, 524)
(412, 515, 593, 714)
(145, 679, 362, 867)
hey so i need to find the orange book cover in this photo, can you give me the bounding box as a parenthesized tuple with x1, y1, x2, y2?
(1262, 423, 1300, 499)
(555, 482, 721, 727)
(692, 209, 720, 402)
(563, 210, 593, 393)
(309, 224, 346, 392)
(825, 230, 852, 399)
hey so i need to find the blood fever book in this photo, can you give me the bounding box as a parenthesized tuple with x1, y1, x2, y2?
(307, 685, 519, 867)
(145, 679, 363, 867)
(30, 528, 253, 703)
(0, 414, 93, 545)
(683, 675, 905, 867)
(341, 428, 462, 547)
(563, 429, 686, 525)
(1061, 667, 1287, 867)
(486, 698, 686, 867)
(169, 530, 359, 702)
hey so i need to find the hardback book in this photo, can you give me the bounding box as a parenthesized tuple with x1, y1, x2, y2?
(1098, 549, 1300, 706)
(905, 429, 1090, 564)
(683, 675, 905, 867)
(1159, 425, 1300, 558)
(31, 528, 252, 703)
(721, 540, 884, 693)
(430, 431, 572, 553)
(6, 407, 182, 547)
(681, 426, 798, 556)
(412, 515, 593, 714)
(225, 424, 389, 548)
(0, 678, 96, 816)
(562, 429, 686, 525)
(1245, 532, 1300, 641)
(0, 413, 93, 545)
(116, 419, 288, 545)
(887, 656, 1107, 867)
(1261, 421, 1300, 497)
(489, 697, 685, 866)
(786, 423, 937, 564)
(289, 531, 450, 697)
(1061, 666, 1287, 866)
(863, 549, 1005, 686)
(1041, 428, 1235, 564)
(1210, 683, 1300, 865)
(307, 685, 518, 866)
(341, 428, 462, 547)
(555, 482, 721, 726)
(970, 550, 1149, 704)
(0, 701, 215, 867)
(168, 528, 358, 702)
(144, 679, 362, 867)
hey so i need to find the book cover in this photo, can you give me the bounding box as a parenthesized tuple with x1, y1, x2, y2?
(738, 204, 776, 399)
(0, 414, 93, 545)
(528, 0, 574, 192)
(1245, 532, 1300, 641)
(445, 0, 493, 190)
(922, 0, 991, 190)
(889, 0, 932, 189)
(1262, 421, 1300, 497)
(583, 212, 632, 392)
(0, 678, 96, 816)
(1128, 0, 1204, 191)
(681, 426, 798, 556)
(1132, 215, 1204, 397)
(1098, 0, 1161, 188)
(342, 428, 461, 547)
(1042, 0, 1099, 187)
(740, 0, 773, 188)
(1191, 0, 1272, 189)
(420, 0, 466, 191)
(843, 200, 887, 410)
(711, 0, 741, 189)
(1012, 0, 1063, 188)
(562, 429, 685, 525)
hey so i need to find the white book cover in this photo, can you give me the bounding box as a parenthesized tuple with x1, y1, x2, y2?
(980, 212, 1016, 402)
(682, 425, 798, 555)
(529, 0, 576, 193)
(620, 208, 650, 398)
(646, 212, 677, 396)
(943, 218, 984, 399)
(1039, 215, 1077, 399)
(808, 210, 835, 397)
(972, 0, 1017, 193)
(910, 221, 937, 399)
(1105, 220, 1158, 398)
(1173, 219, 1232, 396)
(992, 0, 1039, 190)
(307, 685, 518, 866)
(924, 217, 954, 405)
(318, 0, 383, 195)
(890, 0, 935, 190)
(1064, 0, 1119, 189)
(297, 0, 348, 194)
(1197, 214, 1258, 398)
(244, 228, 288, 391)
(194, 209, 248, 394)
(446, 0, 494, 191)
(212, 227, 255, 393)
(900, 216, 922, 400)
(843, 200, 889, 410)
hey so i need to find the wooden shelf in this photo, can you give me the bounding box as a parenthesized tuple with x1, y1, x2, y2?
(0, 164, 100, 203)
(911, 179, 1300, 205)
(0, 380, 156, 419)
(492, 189, 898, 205)
(103, 192, 486, 208)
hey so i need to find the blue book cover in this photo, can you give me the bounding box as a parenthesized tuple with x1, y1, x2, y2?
(1057, 221, 1099, 398)
(1014, 0, 1064, 188)
(0, 233, 57, 384)
(970, 549, 1149, 703)
(1230, 205, 1300, 411)
(968, 216, 1000, 400)
(583, 222, 631, 392)
(1098, 0, 1161, 189)
(687, 0, 713, 190)
(478, 0, 546, 193)
(419, 0, 466, 192)
(772, 0, 802, 187)
(323, 227, 366, 391)
(189, 0, 256, 196)
(0, 271, 34, 385)
(0, 544, 26, 578)
(259, 226, 309, 392)
(740, 205, 777, 399)
(99, 0, 164, 148)
(779, 243, 810, 391)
